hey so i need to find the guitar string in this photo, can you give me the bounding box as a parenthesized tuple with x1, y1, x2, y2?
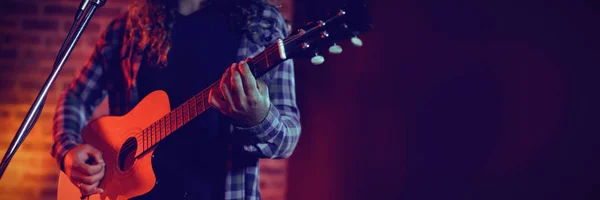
(119, 33, 306, 153)
(122, 31, 314, 153)
(121, 31, 311, 153)
(119, 51, 266, 153)
(120, 85, 216, 154)
(126, 28, 324, 152)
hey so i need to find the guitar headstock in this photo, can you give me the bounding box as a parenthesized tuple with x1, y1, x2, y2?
(283, 1, 373, 65)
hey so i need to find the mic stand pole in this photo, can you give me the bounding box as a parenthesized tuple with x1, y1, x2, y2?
(0, 0, 107, 179)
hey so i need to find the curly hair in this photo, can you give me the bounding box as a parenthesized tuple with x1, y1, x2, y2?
(126, 0, 270, 67)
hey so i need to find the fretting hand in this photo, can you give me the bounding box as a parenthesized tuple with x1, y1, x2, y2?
(209, 61, 271, 127)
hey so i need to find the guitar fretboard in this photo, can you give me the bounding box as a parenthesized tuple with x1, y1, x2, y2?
(138, 83, 215, 153)
(135, 39, 289, 155)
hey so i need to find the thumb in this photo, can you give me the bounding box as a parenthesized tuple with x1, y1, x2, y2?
(87, 146, 104, 165)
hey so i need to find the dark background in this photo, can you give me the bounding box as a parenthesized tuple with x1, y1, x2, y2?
(287, 0, 600, 199)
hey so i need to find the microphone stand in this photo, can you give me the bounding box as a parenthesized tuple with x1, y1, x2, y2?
(0, 0, 107, 179)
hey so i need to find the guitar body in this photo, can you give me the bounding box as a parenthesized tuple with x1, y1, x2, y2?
(57, 90, 173, 200)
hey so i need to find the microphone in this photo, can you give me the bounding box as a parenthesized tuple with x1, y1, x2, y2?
(75, 0, 90, 21)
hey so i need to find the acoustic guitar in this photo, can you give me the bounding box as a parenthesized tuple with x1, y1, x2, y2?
(56, 3, 372, 199)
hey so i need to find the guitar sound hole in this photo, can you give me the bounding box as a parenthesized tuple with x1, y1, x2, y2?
(118, 137, 138, 171)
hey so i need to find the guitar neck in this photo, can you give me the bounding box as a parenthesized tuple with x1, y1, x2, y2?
(138, 39, 288, 154)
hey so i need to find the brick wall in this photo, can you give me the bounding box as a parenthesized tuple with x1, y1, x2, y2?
(0, 0, 292, 199)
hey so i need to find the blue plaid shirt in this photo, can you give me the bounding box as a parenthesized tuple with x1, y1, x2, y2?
(51, 5, 300, 200)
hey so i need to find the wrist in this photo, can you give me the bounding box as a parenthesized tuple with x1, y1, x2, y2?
(238, 103, 271, 128)
(59, 144, 78, 173)
(232, 103, 281, 142)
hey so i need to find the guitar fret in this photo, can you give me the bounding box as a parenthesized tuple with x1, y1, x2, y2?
(197, 94, 202, 113)
(142, 129, 148, 150)
(150, 124, 154, 147)
(148, 124, 152, 147)
(161, 117, 166, 139)
(147, 128, 150, 150)
(171, 111, 176, 132)
(153, 123, 157, 146)
(158, 122, 161, 142)
(145, 127, 149, 149)
(205, 90, 210, 110)
(173, 109, 178, 130)
(174, 108, 178, 129)
(158, 121, 161, 141)
(183, 102, 189, 124)
(173, 109, 177, 129)
(177, 107, 182, 129)
(157, 120, 162, 141)
(166, 114, 170, 136)
(157, 121, 160, 142)
(165, 117, 168, 137)
(163, 117, 167, 138)
(198, 94, 202, 112)
(205, 91, 209, 111)
(158, 119, 161, 140)
(196, 92, 202, 113)
(147, 128, 150, 149)
(146, 129, 149, 151)
(158, 119, 162, 140)
(200, 92, 205, 112)
(206, 90, 210, 110)
(142, 129, 146, 152)
(190, 97, 197, 118)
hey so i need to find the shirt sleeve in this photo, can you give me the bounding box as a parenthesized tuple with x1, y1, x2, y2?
(50, 15, 125, 172)
(232, 5, 301, 159)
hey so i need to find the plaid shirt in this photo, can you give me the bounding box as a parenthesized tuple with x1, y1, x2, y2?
(51, 5, 300, 200)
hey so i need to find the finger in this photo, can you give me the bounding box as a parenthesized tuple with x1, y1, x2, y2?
(211, 81, 226, 101)
(209, 87, 230, 114)
(220, 66, 236, 109)
(238, 61, 259, 99)
(220, 65, 232, 99)
(86, 145, 104, 165)
(231, 63, 246, 98)
(73, 160, 104, 176)
(71, 168, 104, 185)
(80, 182, 104, 196)
(256, 79, 269, 96)
(230, 64, 247, 108)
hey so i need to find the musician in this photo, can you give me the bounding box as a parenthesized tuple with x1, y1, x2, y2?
(50, 0, 300, 199)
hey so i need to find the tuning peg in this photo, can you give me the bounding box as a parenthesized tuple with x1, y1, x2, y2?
(301, 42, 310, 49)
(311, 53, 325, 65)
(351, 36, 363, 47)
(328, 43, 342, 54)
